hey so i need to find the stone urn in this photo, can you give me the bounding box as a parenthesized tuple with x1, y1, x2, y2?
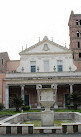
(39, 87, 57, 126)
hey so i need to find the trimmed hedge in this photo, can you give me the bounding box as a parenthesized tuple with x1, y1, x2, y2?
(21, 105, 30, 111)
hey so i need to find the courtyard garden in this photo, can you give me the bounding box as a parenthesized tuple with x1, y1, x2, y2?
(0, 108, 81, 116)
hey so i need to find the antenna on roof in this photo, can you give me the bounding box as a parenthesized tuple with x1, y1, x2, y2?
(65, 43, 66, 48)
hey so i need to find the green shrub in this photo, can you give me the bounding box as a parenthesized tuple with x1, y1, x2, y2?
(0, 103, 4, 111)
(66, 105, 74, 109)
(70, 91, 81, 110)
(12, 96, 23, 112)
(21, 105, 30, 111)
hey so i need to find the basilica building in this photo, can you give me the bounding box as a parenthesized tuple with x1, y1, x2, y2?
(1, 11, 81, 109)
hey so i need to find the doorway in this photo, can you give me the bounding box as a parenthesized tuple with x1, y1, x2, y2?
(25, 95, 29, 106)
(65, 94, 70, 106)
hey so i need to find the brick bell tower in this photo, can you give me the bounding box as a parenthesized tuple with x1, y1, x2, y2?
(68, 11, 81, 71)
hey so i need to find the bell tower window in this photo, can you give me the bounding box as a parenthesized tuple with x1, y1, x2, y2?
(80, 20, 81, 25)
(79, 53, 81, 58)
(2, 59, 3, 65)
(78, 42, 80, 48)
(76, 19, 79, 25)
(77, 31, 80, 37)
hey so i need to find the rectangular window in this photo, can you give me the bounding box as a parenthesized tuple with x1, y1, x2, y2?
(79, 53, 81, 58)
(58, 65, 63, 72)
(77, 31, 80, 37)
(2, 59, 3, 65)
(44, 60, 49, 72)
(73, 52, 74, 59)
(78, 42, 80, 48)
(57, 60, 63, 72)
(76, 20, 79, 25)
(80, 20, 81, 25)
(65, 94, 70, 106)
(30, 61, 36, 72)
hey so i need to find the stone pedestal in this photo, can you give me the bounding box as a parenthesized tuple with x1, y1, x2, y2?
(41, 110, 54, 126)
(39, 88, 56, 127)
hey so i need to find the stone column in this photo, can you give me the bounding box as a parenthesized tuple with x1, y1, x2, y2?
(51, 84, 58, 109)
(70, 84, 73, 95)
(69, 84, 73, 105)
(5, 84, 9, 109)
(21, 85, 25, 104)
(37, 90, 41, 108)
(36, 84, 42, 108)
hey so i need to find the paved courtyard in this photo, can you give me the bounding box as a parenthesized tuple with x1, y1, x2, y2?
(0, 134, 81, 137)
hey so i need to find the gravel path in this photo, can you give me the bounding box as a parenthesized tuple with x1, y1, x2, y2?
(0, 134, 81, 137)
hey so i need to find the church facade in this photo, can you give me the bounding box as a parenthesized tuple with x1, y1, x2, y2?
(1, 11, 81, 109)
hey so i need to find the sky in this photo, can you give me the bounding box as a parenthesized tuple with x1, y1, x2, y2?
(0, 0, 81, 60)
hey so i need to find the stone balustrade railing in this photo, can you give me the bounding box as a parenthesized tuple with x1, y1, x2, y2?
(6, 71, 81, 79)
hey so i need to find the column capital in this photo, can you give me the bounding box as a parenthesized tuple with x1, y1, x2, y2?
(20, 84, 25, 88)
(69, 84, 74, 86)
(51, 84, 57, 89)
(36, 84, 42, 90)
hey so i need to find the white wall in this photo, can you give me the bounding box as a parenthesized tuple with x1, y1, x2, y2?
(17, 53, 77, 72)
(27, 42, 68, 53)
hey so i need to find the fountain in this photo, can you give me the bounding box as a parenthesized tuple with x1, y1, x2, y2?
(0, 84, 80, 134)
(39, 84, 57, 126)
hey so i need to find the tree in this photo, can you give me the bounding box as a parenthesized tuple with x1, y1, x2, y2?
(0, 103, 4, 111)
(12, 96, 23, 112)
(70, 91, 81, 110)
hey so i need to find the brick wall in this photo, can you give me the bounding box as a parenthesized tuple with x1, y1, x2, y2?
(0, 73, 6, 106)
(68, 11, 81, 70)
(7, 60, 20, 72)
(0, 52, 9, 73)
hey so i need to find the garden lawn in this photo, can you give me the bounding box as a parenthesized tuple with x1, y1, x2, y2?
(0, 109, 81, 115)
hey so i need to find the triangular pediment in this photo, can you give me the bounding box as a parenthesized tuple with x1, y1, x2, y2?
(20, 36, 71, 55)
